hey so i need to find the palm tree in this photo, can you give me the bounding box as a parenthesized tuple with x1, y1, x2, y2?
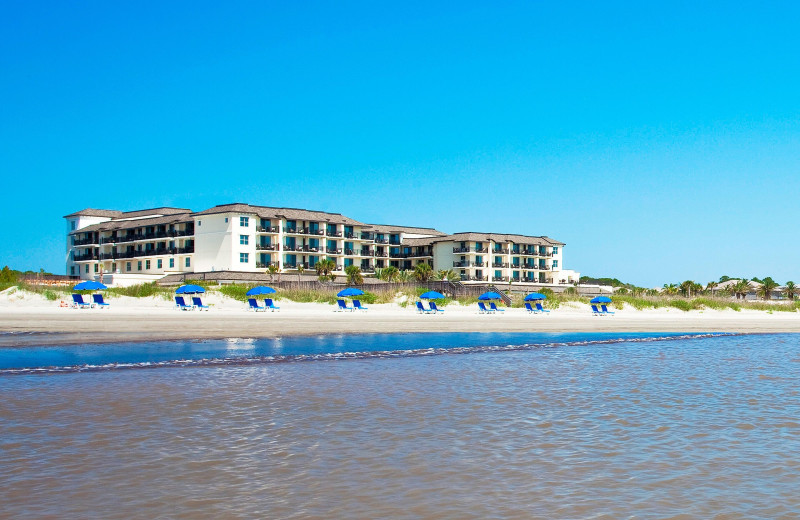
(434, 269, 460, 282)
(706, 281, 718, 296)
(296, 264, 305, 282)
(732, 279, 750, 300)
(395, 270, 412, 283)
(679, 280, 697, 297)
(380, 266, 399, 282)
(266, 264, 280, 283)
(315, 258, 336, 282)
(414, 263, 433, 282)
(759, 277, 779, 300)
(785, 281, 797, 301)
(662, 283, 678, 296)
(345, 265, 363, 285)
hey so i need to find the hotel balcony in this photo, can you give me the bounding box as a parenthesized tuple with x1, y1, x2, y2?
(73, 253, 98, 261)
(453, 261, 468, 267)
(474, 247, 488, 253)
(256, 261, 273, 268)
(375, 238, 389, 244)
(375, 252, 389, 258)
(360, 232, 375, 241)
(492, 248, 509, 254)
(327, 248, 343, 255)
(283, 245, 300, 252)
(360, 249, 375, 256)
(492, 276, 509, 282)
(73, 237, 97, 246)
(256, 244, 277, 251)
(453, 247, 470, 253)
(300, 245, 320, 252)
(256, 225, 279, 233)
(491, 262, 509, 268)
(327, 230, 343, 237)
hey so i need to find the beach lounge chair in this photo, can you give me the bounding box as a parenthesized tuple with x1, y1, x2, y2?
(591, 304, 603, 316)
(353, 299, 368, 311)
(247, 298, 266, 312)
(72, 294, 92, 309)
(192, 297, 210, 311)
(264, 298, 280, 311)
(429, 302, 444, 313)
(175, 296, 194, 311)
(416, 301, 433, 314)
(535, 303, 550, 314)
(490, 302, 505, 313)
(336, 299, 354, 312)
(92, 294, 109, 308)
(524, 302, 541, 314)
(478, 302, 495, 314)
(601, 304, 615, 316)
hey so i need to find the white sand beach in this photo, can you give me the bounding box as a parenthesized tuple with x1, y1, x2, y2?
(1, 289, 799, 347)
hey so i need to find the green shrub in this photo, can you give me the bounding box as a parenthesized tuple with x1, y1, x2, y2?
(216, 284, 250, 302)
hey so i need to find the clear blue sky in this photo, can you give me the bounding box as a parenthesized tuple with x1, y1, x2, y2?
(2, 1, 799, 287)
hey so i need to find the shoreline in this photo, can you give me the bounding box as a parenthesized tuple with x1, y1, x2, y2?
(2, 298, 800, 347)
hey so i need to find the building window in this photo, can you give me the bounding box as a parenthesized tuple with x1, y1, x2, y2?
(240, 234, 249, 245)
(185, 257, 191, 267)
(240, 253, 249, 263)
(553, 260, 558, 268)
(71, 221, 76, 231)
(240, 216, 249, 227)
(137, 261, 142, 271)
(225, 217, 229, 223)
(553, 246, 559, 254)
(146, 260, 151, 270)
(169, 258, 175, 268)
(70, 266, 75, 275)
(126, 262, 131, 272)
(157, 259, 162, 269)
(198, 220, 201, 226)
(85, 264, 89, 273)
(94, 264, 98, 273)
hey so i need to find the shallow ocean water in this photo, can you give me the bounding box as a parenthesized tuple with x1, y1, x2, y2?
(2, 332, 800, 519)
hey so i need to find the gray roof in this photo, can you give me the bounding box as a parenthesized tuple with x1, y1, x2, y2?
(70, 213, 193, 234)
(364, 223, 447, 236)
(192, 203, 365, 226)
(402, 237, 437, 247)
(63, 208, 123, 218)
(430, 232, 565, 246)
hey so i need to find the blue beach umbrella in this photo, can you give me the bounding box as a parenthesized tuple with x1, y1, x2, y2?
(337, 287, 364, 298)
(524, 293, 547, 301)
(246, 286, 277, 296)
(176, 284, 206, 295)
(73, 281, 107, 291)
(420, 291, 445, 299)
(478, 291, 503, 301)
(590, 296, 612, 304)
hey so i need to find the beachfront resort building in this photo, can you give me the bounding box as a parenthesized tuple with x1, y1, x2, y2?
(65, 203, 579, 286)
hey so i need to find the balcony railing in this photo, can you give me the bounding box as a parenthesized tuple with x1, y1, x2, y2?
(301, 246, 320, 253)
(360, 233, 375, 241)
(360, 249, 374, 256)
(491, 262, 509, 268)
(453, 261, 468, 268)
(73, 238, 96, 246)
(475, 247, 488, 253)
(73, 254, 98, 261)
(375, 252, 389, 258)
(375, 238, 389, 244)
(327, 248, 343, 254)
(492, 248, 509, 254)
(283, 245, 299, 252)
(256, 261, 273, 268)
(257, 226, 279, 233)
(327, 230, 343, 237)
(389, 240, 401, 245)
(256, 244, 276, 251)
(344, 248, 355, 255)
(453, 247, 470, 253)
(492, 276, 509, 282)
(344, 232, 356, 239)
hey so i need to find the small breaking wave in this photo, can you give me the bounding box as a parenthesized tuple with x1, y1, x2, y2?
(0, 333, 735, 375)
